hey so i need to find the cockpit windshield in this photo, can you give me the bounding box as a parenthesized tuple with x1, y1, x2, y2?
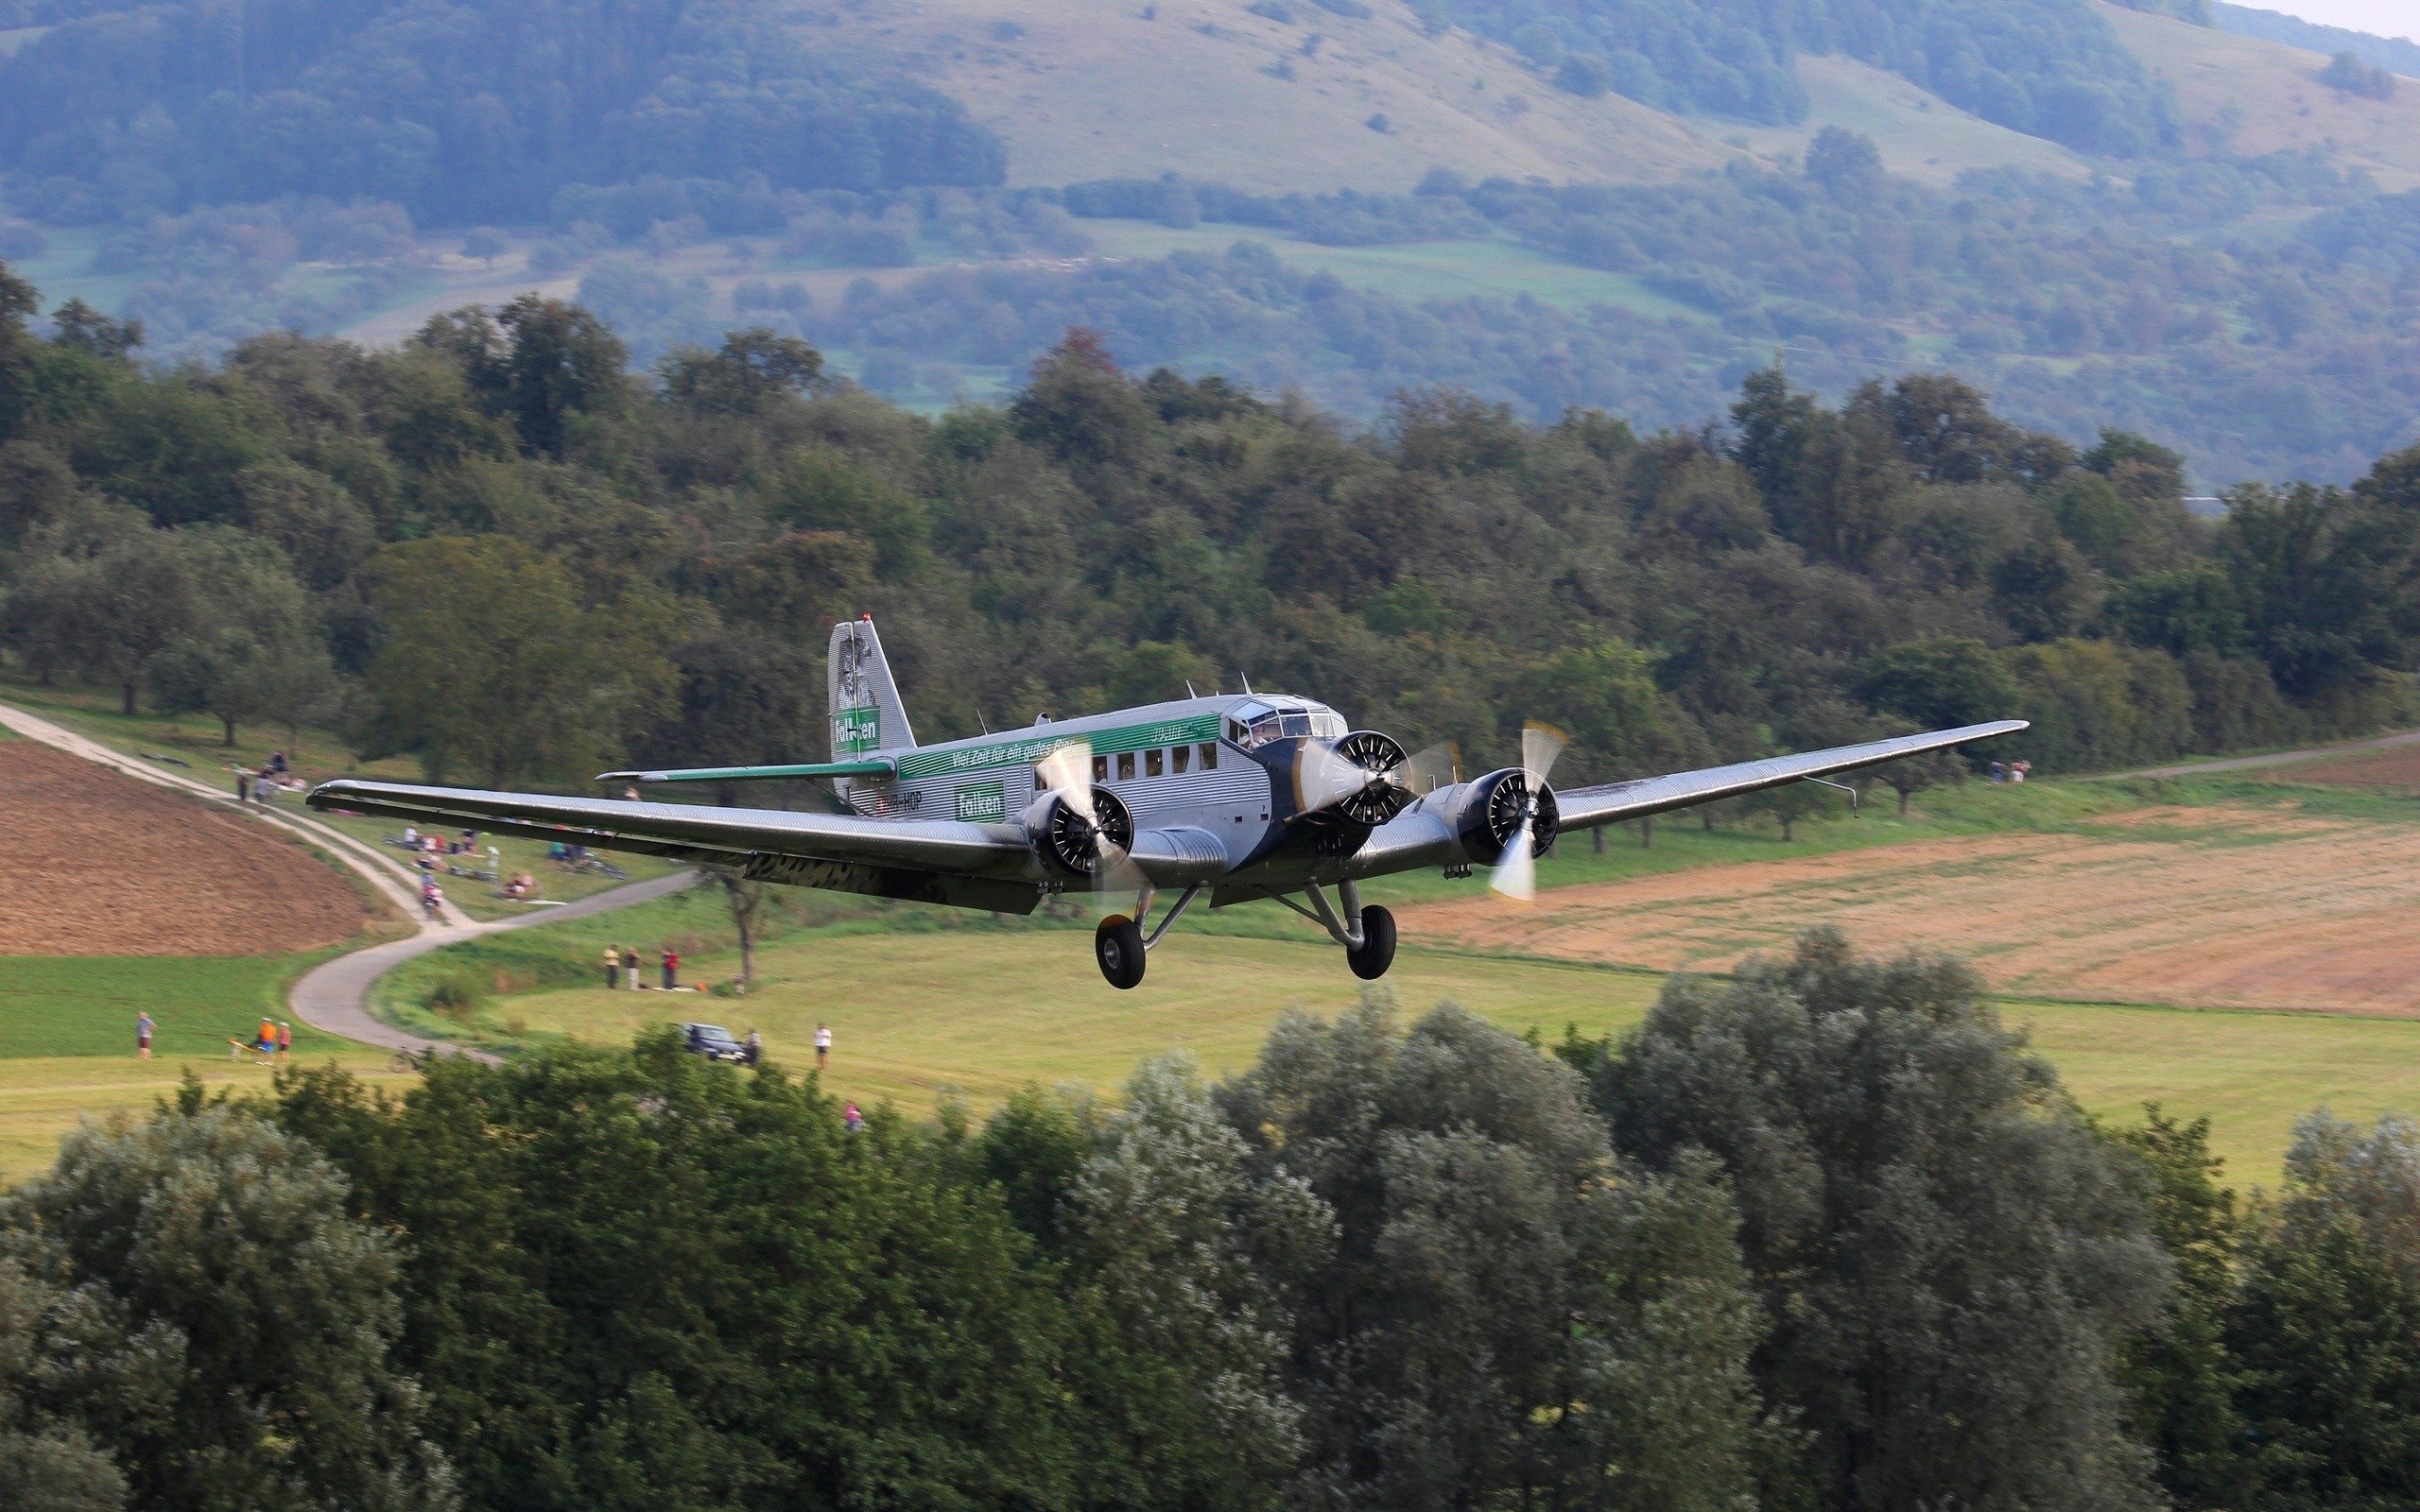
(1227, 699, 1348, 748)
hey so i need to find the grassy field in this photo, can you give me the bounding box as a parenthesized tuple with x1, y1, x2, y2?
(0, 951, 415, 1183)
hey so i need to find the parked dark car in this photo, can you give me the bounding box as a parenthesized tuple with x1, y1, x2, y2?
(683, 1022, 749, 1062)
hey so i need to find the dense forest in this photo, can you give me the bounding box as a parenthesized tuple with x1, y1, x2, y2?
(2, 259, 2417, 799)
(779, 143, 2418, 485)
(6, 934, 2420, 1511)
(0, 0, 1005, 227)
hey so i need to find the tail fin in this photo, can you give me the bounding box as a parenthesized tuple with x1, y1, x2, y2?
(828, 616, 918, 759)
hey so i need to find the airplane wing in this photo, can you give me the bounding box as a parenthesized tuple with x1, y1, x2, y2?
(1552, 720, 2028, 829)
(307, 779, 1046, 913)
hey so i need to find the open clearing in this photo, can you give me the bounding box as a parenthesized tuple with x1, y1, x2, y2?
(434, 925, 2420, 1182)
(2252, 743, 2420, 791)
(1401, 801, 2420, 1017)
(0, 742, 368, 954)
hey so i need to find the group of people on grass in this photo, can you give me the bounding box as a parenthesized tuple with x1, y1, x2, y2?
(135, 1013, 291, 1061)
(602, 944, 683, 990)
(230, 750, 298, 806)
(1987, 760, 2035, 782)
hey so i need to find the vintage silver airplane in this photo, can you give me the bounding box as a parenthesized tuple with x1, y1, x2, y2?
(311, 616, 2024, 988)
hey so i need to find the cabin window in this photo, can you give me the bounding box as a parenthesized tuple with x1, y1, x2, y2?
(1117, 752, 1136, 781)
(1146, 748, 1164, 777)
(1093, 755, 1108, 782)
(1199, 742, 1218, 769)
(1172, 745, 1191, 774)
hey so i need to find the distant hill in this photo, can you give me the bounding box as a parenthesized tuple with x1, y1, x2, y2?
(2102, 1, 2420, 189)
(2214, 3, 2420, 77)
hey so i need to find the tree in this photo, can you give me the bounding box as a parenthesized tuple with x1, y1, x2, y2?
(0, 1255, 124, 1512)
(710, 869, 771, 985)
(1063, 1055, 1322, 1511)
(271, 1037, 1089, 1512)
(417, 298, 628, 460)
(1858, 638, 2032, 730)
(363, 535, 673, 787)
(144, 537, 331, 745)
(1, 502, 208, 713)
(1597, 929, 2169, 1512)
(2229, 1113, 2420, 1507)
(1215, 995, 1776, 1512)
(659, 329, 823, 414)
(46, 300, 141, 362)
(1875, 743, 1962, 816)
(1806, 127, 1886, 207)
(2106, 1107, 2247, 1510)
(3, 1100, 457, 1512)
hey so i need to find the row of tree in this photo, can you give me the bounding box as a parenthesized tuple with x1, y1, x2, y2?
(2, 258, 2417, 793)
(5, 931, 2415, 1511)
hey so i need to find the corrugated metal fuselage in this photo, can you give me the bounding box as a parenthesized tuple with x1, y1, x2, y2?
(835, 694, 1383, 900)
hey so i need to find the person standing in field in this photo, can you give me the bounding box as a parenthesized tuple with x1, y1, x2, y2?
(603, 944, 621, 989)
(233, 765, 252, 805)
(277, 1022, 291, 1060)
(745, 1029, 761, 1065)
(844, 1101, 863, 1133)
(815, 1022, 832, 1070)
(661, 947, 680, 990)
(622, 946, 641, 990)
(136, 1011, 153, 1059)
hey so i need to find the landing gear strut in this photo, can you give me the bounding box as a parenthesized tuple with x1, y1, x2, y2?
(1266, 879, 1399, 980)
(1347, 905, 1396, 980)
(1093, 885, 1204, 989)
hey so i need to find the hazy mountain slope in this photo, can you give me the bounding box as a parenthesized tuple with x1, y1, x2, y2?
(2103, 1, 2420, 188)
(2213, 3, 2420, 77)
(1713, 54, 2096, 187)
(803, 0, 1738, 193)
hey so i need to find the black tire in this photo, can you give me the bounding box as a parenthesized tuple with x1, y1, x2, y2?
(1347, 904, 1397, 980)
(1095, 914, 1148, 989)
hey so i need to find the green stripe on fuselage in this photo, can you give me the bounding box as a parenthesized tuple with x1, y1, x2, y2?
(893, 711, 1227, 781)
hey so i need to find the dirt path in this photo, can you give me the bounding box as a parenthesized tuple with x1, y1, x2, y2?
(2120, 729, 2420, 780)
(1401, 803, 2420, 1017)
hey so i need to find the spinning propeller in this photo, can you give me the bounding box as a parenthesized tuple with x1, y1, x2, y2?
(1298, 734, 1465, 824)
(1488, 722, 1567, 902)
(1034, 740, 1142, 889)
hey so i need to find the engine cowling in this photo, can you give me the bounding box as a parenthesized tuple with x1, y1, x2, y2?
(1033, 786, 1135, 877)
(1456, 767, 1559, 861)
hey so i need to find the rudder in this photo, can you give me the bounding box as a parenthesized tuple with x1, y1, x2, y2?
(828, 616, 918, 759)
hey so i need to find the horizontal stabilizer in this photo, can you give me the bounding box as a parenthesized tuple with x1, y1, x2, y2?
(596, 759, 897, 784)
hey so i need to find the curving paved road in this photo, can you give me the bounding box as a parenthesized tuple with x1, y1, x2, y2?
(289, 869, 699, 1060)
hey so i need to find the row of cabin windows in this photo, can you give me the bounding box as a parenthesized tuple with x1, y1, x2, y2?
(1032, 743, 1219, 789)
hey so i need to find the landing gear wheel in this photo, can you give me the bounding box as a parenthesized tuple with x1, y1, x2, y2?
(1095, 914, 1148, 989)
(1346, 904, 1397, 980)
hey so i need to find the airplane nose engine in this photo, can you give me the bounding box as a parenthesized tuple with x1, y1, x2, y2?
(1297, 730, 1416, 825)
(1034, 786, 1134, 878)
(1458, 767, 1559, 861)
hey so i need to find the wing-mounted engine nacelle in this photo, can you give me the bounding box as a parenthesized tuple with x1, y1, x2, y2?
(1294, 730, 1417, 826)
(1455, 767, 1559, 862)
(1027, 786, 1134, 878)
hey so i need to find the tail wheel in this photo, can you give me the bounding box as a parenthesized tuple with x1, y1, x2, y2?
(1095, 914, 1147, 989)
(1347, 904, 1397, 980)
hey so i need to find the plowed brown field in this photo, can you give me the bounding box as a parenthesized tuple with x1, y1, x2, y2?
(0, 743, 368, 954)
(1400, 805, 2420, 1016)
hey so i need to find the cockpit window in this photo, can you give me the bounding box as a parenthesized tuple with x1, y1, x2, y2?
(1231, 700, 1349, 748)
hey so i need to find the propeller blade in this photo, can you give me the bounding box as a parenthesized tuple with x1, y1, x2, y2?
(1522, 722, 1568, 787)
(1298, 740, 1368, 812)
(1036, 740, 1095, 821)
(1402, 742, 1462, 797)
(1490, 822, 1537, 902)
